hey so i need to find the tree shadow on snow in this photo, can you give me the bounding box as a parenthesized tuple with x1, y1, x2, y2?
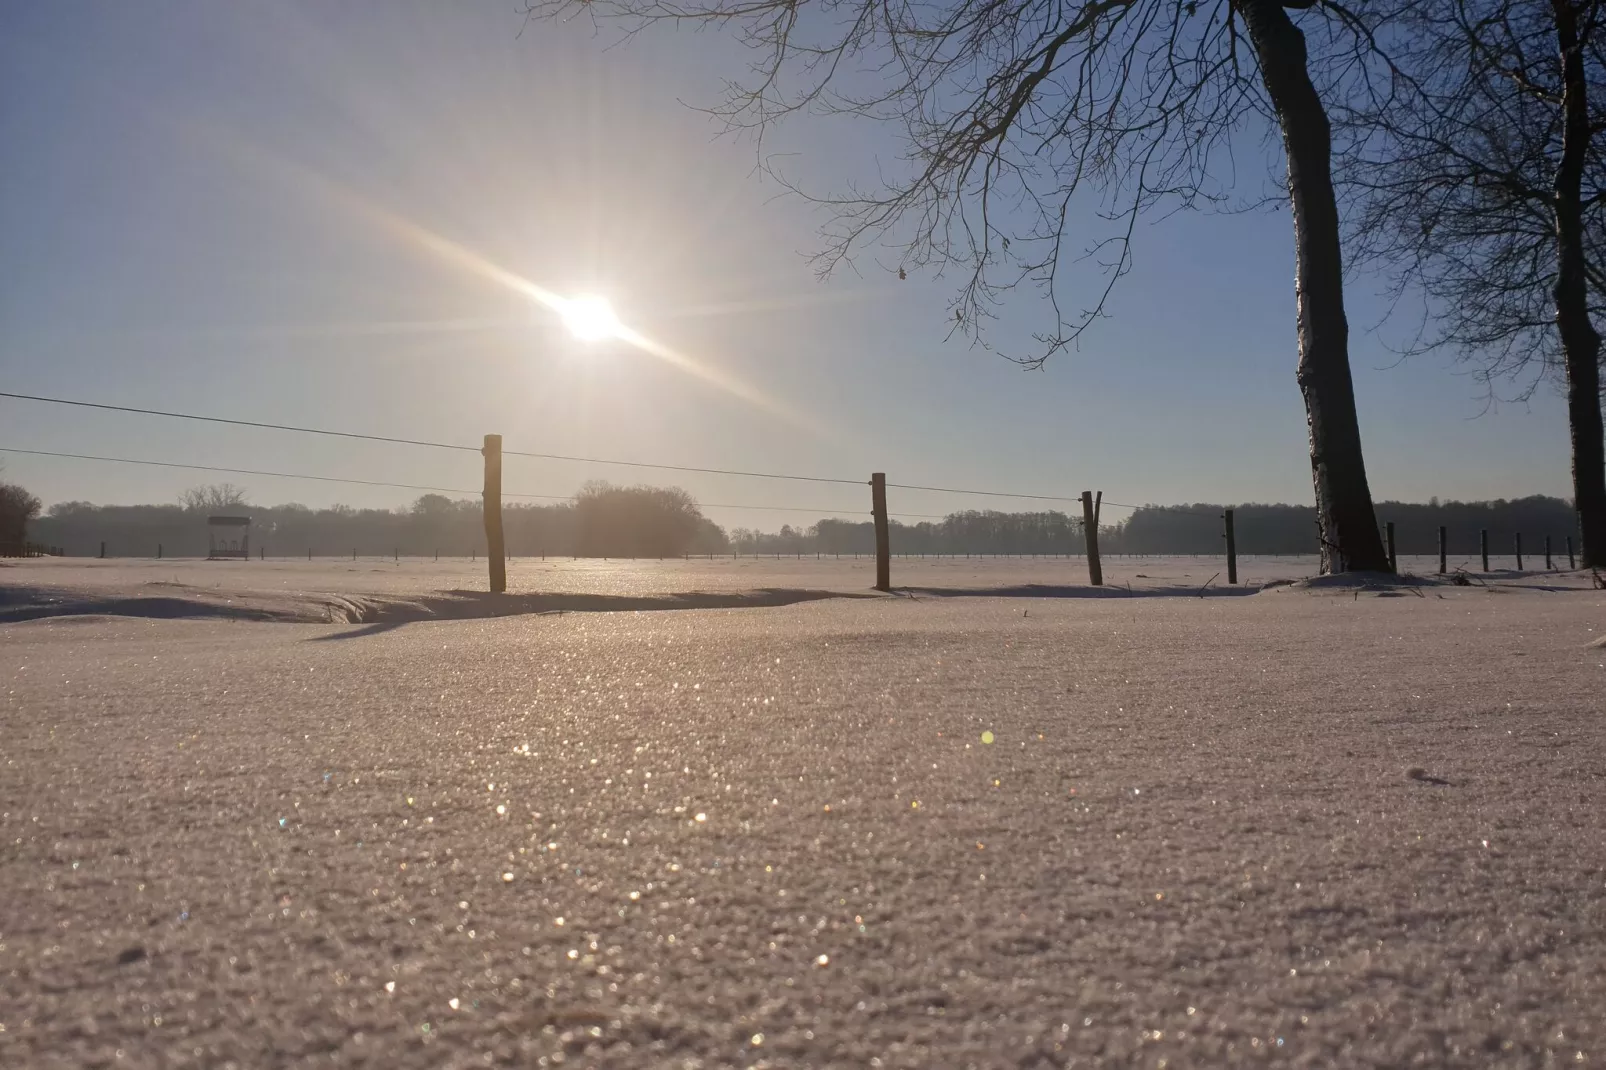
(899, 583, 1259, 600)
(305, 622, 408, 641)
(336, 587, 881, 626)
(0, 585, 310, 624)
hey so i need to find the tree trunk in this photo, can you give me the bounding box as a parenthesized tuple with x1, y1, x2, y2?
(1236, 0, 1389, 573)
(1552, 0, 1606, 569)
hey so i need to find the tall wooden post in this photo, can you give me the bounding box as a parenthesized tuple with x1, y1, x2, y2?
(1545, 535, 1553, 570)
(1385, 521, 1397, 573)
(1568, 535, 1576, 570)
(1080, 491, 1103, 586)
(1514, 532, 1523, 572)
(99, 541, 106, 559)
(483, 434, 506, 593)
(1437, 526, 1446, 574)
(157, 543, 163, 560)
(870, 473, 891, 592)
(1223, 508, 1238, 585)
(1480, 529, 1489, 572)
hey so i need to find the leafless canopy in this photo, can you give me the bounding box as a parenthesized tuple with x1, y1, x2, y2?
(526, 0, 1378, 366)
(1336, 0, 1606, 399)
(179, 483, 250, 513)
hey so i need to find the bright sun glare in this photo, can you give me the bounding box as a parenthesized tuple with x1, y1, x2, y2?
(561, 294, 622, 342)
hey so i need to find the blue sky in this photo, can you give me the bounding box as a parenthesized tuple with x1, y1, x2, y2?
(0, 1, 1580, 531)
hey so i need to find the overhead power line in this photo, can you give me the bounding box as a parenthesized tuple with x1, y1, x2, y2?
(0, 390, 478, 454)
(0, 391, 861, 486)
(499, 449, 861, 486)
(0, 446, 948, 518)
(892, 481, 1092, 501)
(0, 447, 510, 498)
(0, 391, 1175, 516)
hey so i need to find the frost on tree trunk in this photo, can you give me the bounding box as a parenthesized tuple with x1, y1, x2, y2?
(1552, 0, 1606, 569)
(1238, 0, 1389, 573)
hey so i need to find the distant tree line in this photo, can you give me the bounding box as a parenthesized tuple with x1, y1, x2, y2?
(717, 498, 1579, 558)
(1111, 498, 1579, 556)
(20, 481, 1582, 562)
(731, 512, 1082, 556)
(29, 482, 729, 559)
(0, 478, 44, 554)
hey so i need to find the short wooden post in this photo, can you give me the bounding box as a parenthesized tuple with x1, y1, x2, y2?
(483, 434, 506, 593)
(1568, 535, 1576, 570)
(1437, 526, 1446, 574)
(1514, 532, 1523, 571)
(1480, 529, 1489, 572)
(394, 548, 399, 564)
(870, 473, 891, 592)
(1223, 508, 1238, 585)
(352, 548, 356, 561)
(157, 543, 163, 559)
(1545, 535, 1553, 570)
(259, 546, 264, 561)
(100, 541, 106, 559)
(1080, 491, 1103, 586)
(1385, 521, 1397, 573)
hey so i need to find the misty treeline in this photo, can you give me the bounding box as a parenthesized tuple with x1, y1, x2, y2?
(0, 478, 44, 553)
(738, 499, 1577, 556)
(31, 483, 727, 559)
(28, 482, 1577, 560)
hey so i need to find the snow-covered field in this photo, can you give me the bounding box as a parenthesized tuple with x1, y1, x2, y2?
(2, 558, 1603, 1067)
(0, 552, 1571, 622)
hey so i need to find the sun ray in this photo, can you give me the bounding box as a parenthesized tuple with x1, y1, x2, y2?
(662, 288, 900, 320)
(181, 121, 825, 433)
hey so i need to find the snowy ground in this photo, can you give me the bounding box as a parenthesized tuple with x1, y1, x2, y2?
(0, 552, 1576, 622)
(2, 559, 1604, 1068)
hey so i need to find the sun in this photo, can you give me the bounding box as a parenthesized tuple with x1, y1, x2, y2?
(560, 294, 622, 342)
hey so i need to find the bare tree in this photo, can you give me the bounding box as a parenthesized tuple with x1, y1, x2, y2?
(1338, 0, 1605, 566)
(522, 0, 1392, 571)
(0, 481, 43, 551)
(179, 483, 250, 513)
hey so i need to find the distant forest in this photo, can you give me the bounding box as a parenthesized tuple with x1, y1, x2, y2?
(23, 482, 1582, 560)
(737, 496, 1579, 557)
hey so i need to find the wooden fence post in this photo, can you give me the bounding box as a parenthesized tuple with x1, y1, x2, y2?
(1480, 529, 1489, 572)
(1514, 533, 1523, 571)
(1568, 535, 1576, 570)
(1545, 535, 1553, 571)
(1437, 526, 1446, 574)
(870, 473, 891, 592)
(1223, 508, 1238, 585)
(1386, 521, 1397, 573)
(157, 543, 163, 560)
(99, 541, 106, 559)
(483, 434, 506, 593)
(1080, 491, 1103, 586)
